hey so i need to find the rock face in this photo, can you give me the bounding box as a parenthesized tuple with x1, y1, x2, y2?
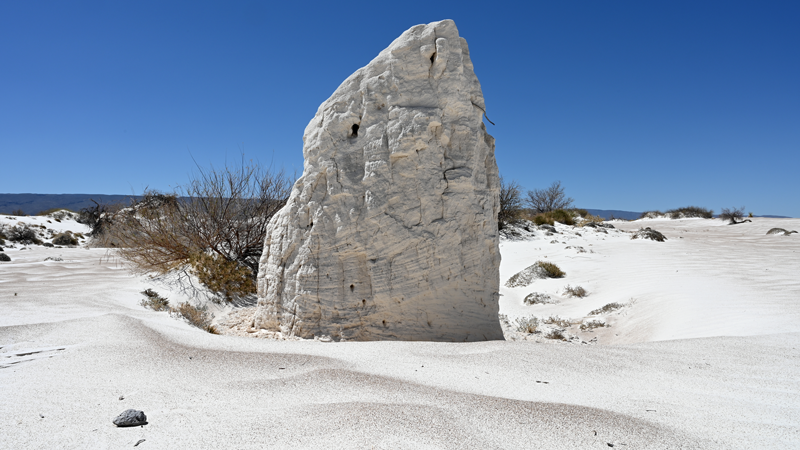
(254, 20, 502, 341)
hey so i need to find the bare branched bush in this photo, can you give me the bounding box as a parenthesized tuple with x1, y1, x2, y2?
(498, 177, 524, 230)
(720, 206, 747, 224)
(110, 157, 292, 301)
(526, 181, 574, 214)
(79, 199, 123, 238)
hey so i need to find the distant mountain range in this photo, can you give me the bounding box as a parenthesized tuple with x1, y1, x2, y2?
(0, 194, 792, 219)
(0, 193, 141, 215)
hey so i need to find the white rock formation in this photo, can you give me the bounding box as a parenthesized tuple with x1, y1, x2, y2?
(254, 20, 503, 341)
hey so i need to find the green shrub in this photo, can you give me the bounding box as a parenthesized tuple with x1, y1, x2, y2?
(172, 302, 218, 334)
(189, 253, 256, 302)
(536, 260, 565, 278)
(7, 225, 43, 245)
(140, 289, 170, 311)
(52, 232, 78, 246)
(666, 206, 713, 219)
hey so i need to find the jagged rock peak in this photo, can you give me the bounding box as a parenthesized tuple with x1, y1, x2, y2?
(254, 20, 503, 341)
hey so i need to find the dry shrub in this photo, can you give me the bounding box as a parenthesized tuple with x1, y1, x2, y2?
(589, 302, 624, 316)
(7, 225, 43, 245)
(545, 329, 568, 341)
(536, 260, 565, 278)
(52, 231, 78, 246)
(499, 177, 524, 230)
(523, 292, 554, 305)
(580, 318, 607, 331)
(189, 253, 255, 302)
(666, 206, 713, 219)
(530, 209, 575, 226)
(172, 302, 218, 334)
(526, 181, 574, 214)
(720, 206, 746, 224)
(108, 157, 292, 301)
(564, 285, 588, 298)
(140, 289, 170, 311)
(542, 316, 572, 328)
(515, 316, 539, 333)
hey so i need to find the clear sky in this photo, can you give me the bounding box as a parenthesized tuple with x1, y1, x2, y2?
(1, 1, 798, 217)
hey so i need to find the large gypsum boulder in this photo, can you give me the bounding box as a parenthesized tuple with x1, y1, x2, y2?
(255, 20, 502, 341)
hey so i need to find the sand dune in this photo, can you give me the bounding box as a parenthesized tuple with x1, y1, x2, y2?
(1, 216, 799, 448)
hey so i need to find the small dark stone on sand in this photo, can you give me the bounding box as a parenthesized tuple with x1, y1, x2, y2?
(113, 409, 147, 427)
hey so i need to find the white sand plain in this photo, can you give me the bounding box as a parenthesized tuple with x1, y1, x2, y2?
(1, 215, 799, 448)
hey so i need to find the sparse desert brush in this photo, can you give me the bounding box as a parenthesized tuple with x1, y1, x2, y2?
(577, 214, 605, 226)
(572, 208, 589, 218)
(52, 231, 78, 246)
(536, 260, 565, 278)
(172, 302, 218, 334)
(589, 302, 624, 316)
(631, 227, 667, 242)
(666, 206, 713, 219)
(563, 285, 588, 298)
(11, 209, 26, 216)
(0, 253, 10, 262)
(140, 289, 170, 311)
(542, 316, 572, 328)
(108, 157, 292, 302)
(523, 292, 554, 305)
(506, 261, 565, 287)
(7, 225, 43, 245)
(720, 206, 749, 225)
(526, 181, 574, 214)
(545, 329, 568, 341)
(639, 210, 664, 219)
(498, 177, 524, 230)
(532, 209, 575, 226)
(580, 318, 607, 331)
(515, 316, 539, 333)
(189, 253, 256, 302)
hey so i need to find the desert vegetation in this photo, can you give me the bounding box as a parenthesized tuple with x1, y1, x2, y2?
(104, 158, 292, 302)
(140, 289, 170, 311)
(589, 302, 624, 316)
(498, 177, 524, 230)
(526, 181, 574, 214)
(171, 302, 218, 334)
(720, 206, 750, 225)
(563, 285, 588, 298)
(514, 315, 539, 333)
(639, 206, 713, 220)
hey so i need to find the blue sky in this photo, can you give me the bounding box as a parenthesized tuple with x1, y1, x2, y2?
(1, 1, 798, 217)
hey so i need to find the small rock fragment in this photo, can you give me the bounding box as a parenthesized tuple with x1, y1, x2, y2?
(112, 409, 147, 427)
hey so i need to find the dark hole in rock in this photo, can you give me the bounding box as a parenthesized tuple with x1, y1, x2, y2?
(351, 124, 359, 137)
(362, 299, 366, 304)
(350, 284, 354, 291)
(430, 53, 436, 63)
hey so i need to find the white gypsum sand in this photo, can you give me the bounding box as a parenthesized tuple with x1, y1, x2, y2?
(1, 213, 799, 448)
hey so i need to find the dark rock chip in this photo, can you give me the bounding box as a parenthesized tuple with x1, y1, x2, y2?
(0, 253, 10, 262)
(113, 409, 147, 427)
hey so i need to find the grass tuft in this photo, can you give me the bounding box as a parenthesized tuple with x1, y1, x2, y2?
(515, 316, 539, 334)
(172, 302, 218, 334)
(563, 285, 588, 298)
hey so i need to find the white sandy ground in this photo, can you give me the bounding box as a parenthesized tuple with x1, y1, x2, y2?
(1, 215, 799, 448)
